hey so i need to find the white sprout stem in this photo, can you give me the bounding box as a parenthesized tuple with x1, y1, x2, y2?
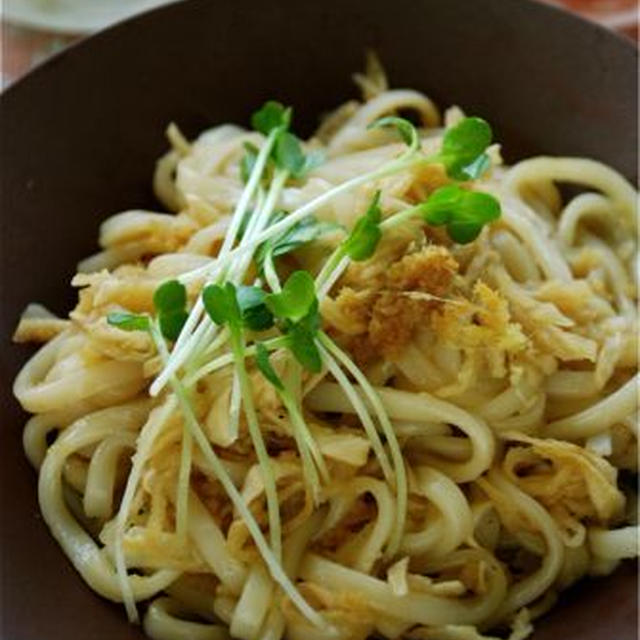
(317, 255, 350, 300)
(170, 376, 325, 628)
(379, 203, 423, 231)
(184, 323, 326, 506)
(190, 320, 219, 363)
(233, 169, 289, 284)
(197, 326, 231, 363)
(316, 342, 395, 484)
(218, 128, 280, 259)
(319, 332, 407, 557)
(147, 326, 325, 626)
(281, 389, 329, 483)
(263, 252, 282, 293)
(155, 169, 288, 395)
(280, 392, 324, 505)
(175, 416, 193, 542)
(157, 287, 225, 394)
(229, 330, 282, 560)
(175, 339, 198, 543)
(227, 183, 268, 285)
(315, 202, 425, 300)
(150, 309, 209, 395)
(152, 136, 278, 395)
(150, 323, 194, 544)
(169, 181, 264, 384)
(172, 298, 204, 354)
(252, 216, 325, 500)
(280, 357, 330, 497)
(114, 323, 177, 622)
(229, 185, 268, 282)
(185, 173, 284, 364)
(230, 156, 417, 261)
(179, 152, 421, 287)
(114, 397, 177, 623)
(227, 371, 242, 442)
(183, 336, 289, 388)
(314, 246, 345, 291)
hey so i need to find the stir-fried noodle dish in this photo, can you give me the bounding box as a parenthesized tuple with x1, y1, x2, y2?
(13, 59, 639, 640)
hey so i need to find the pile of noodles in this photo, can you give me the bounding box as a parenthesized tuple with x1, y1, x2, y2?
(13, 59, 638, 640)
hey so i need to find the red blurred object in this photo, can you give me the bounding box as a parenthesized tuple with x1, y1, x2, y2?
(0, 23, 80, 86)
(540, 0, 639, 39)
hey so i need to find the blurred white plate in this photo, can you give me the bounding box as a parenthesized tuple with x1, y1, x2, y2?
(4, 0, 180, 34)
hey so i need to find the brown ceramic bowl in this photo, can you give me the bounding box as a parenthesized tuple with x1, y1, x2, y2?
(0, 0, 637, 638)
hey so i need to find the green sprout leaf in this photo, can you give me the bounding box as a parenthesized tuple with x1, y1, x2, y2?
(107, 311, 150, 333)
(236, 285, 275, 331)
(264, 272, 322, 373)
(269, 217, 339, 259)
(342, 190, 382, 261)
(202, 282, 242, 328)
(153, 280, 188, 341)
(295, 298, 321, 335)
(288, 299, 321, 371)
(251, 101, 291, 135)
(445, 191, 501, 242)
(275, 131, 306, 176)
(274, 133, 324, 179)
(419, 184, 464, 225)
(285, 299, 322, 373)
(255, 214, 341, 273)
(240, 142, 260, 184)
(288, 323, 322, 373)
(439, 117, 492, 181)
(153, 280, 187, 314)
(368, 116, 419, 150)
(266, 270, 317, 323)
(420, 184, 501, 244)
(299, 149, 325, 175)
(255, 342, 284, 390)
(158, 310, 189, 341)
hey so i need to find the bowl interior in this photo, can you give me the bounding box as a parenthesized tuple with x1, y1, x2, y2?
(1, 1, 637, 638)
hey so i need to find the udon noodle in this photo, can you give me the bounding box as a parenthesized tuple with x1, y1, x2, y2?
(13, 58, 638, 640)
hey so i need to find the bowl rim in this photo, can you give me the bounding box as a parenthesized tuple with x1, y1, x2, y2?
(3, 0, 178, 35)
(1, 0, 637, 102)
